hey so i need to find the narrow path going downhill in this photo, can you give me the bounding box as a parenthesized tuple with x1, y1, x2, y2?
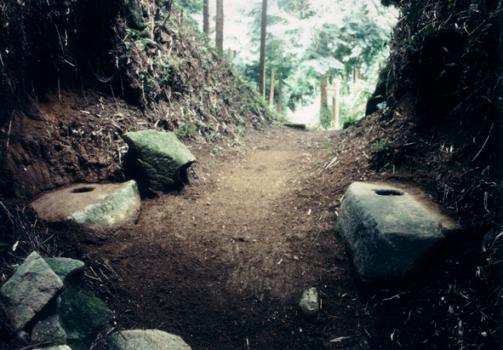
(87, 127, 372, 350)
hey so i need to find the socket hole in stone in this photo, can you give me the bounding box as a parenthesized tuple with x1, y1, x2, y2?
(374, 189, 404, 196)
(72, 186, 95, 193)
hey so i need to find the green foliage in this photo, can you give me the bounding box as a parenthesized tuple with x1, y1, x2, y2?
(277, 0, 315, 19)
(342, 116, 358, 129)
(243, 94, 283, 122)
(370, 140, 390, 152)
(175, 124, 198, 138)
(126, 28, 158, 48)
(173, 0, 203, 14)
(340, 82, 374, 126)
(229, 0, 397, 122)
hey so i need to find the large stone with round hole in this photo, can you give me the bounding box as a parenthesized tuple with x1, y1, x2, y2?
(31, 181, 141, 230)
(123, 130, 196, 194)
(336, 182, 462, 283)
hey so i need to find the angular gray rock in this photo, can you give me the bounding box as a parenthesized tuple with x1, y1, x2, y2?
(108, 329, 192, 350)
(31, 181, 141, 230)
(337, 182, 462, 282)
(123, 130, 196, 193)
(31, 309, 67, 346)
(45, 258, 85, 281)
(298, 287, 319, 317)
(0, 252, 63, 330)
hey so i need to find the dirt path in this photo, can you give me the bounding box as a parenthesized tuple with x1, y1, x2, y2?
(87, 127, 373, 349)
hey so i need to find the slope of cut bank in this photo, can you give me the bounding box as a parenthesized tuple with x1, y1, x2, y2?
(0, 0, 273, 199)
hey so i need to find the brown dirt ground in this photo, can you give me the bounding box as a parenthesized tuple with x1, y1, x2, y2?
(83, 127, 375, 350)
(75, 124, 495, 350)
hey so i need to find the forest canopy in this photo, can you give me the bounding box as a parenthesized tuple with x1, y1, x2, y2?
(176, 0, 398, 127)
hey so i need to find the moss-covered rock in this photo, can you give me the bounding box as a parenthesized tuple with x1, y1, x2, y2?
(31, 302, 67, 346)
(45, 258, 85, 282)
(123, 130, 196, 193)
(59, 283, 111, 348)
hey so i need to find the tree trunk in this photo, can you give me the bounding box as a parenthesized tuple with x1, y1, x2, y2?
(332, 78, 340, 129)
(269, 69, 275, 109)
(215, 0, 224, 55)
(278, 78, 283, 114)
(320, 73, 329, 127)
(259, 0, 268, 96)
(320, 73, 328, 111)
(203, 0, 210, 35)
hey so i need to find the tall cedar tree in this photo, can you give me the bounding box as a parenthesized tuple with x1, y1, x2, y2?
(203, 0, 209, 34)
(278, 79, 283, 113)
(259, 0, 268, 96)
(320, 73, 329, 126)
(215, 0, 224, 54)
(320, 73, 328, 110)
(269, 69, 275, 108)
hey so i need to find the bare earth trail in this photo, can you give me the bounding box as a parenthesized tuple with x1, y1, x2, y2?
(87, 127, 373, 350)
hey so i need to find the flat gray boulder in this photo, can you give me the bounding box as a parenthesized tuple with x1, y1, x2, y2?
(31, 181, 141, 230)
(0, 252, 63, 330)
(123, 130, 196, 193)
(109, 329, 192, 350)
(337, 182, 462, 282)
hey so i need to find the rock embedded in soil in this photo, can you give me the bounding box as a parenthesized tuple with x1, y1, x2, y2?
(337, 182, 462, 283)
(45, 258, 85, 282)
(59, 283, 112, 348)
(31, 181, 141, 230)
(0, 252, 63, 331)
(298, 287, 320, 317)
(123, 130, 196, 193)
(108, 329, 192, 350)
(31, 308, 67, 346)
